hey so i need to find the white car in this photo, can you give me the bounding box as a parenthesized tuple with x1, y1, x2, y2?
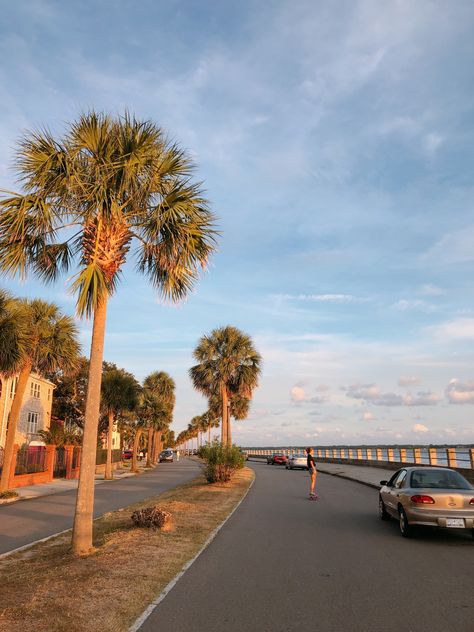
(286, 454, 308, 470)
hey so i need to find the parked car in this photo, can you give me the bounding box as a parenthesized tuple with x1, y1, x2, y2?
(122, 449, 133, 460)
(379, 467, 474, 538)
(286, 454, 308, 470)
(267, 453, 288, 465)
(159, 449, 174, 463)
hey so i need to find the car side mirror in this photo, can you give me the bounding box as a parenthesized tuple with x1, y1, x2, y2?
(380, 480, 388, 486)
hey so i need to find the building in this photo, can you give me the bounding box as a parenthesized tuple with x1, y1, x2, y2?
(0, 373, 55, 448)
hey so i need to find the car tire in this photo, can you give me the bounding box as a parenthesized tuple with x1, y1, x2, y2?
(379, 496, 390, 521)
(398, 506, 412, 538)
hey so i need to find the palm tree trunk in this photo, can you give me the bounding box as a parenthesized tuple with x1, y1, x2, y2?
(220, 383, 228, 445)
(72, 299, 108, 556)
(132, 427, 143, 473)
(0, 360, 33, 492)
(105, 410, 114, 480)
(154, 430, 162, 462)
(227, 413, 232, 447)
(208, 425, 211, 444)
(146, 427, 153, 467)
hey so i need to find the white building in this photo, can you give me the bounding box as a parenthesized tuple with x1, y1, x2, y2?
(0, 373, 55, 448)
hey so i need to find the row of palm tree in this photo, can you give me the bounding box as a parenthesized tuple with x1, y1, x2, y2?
(0, 292, 80, 492)
(0, 111, 217, 555)
(0, 289, 176, 484)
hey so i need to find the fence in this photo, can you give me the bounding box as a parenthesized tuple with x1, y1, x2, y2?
(245, 445, 474, 471)
(7, 444, 56, 488)
(96, 448, 122, 466)
(15, 446, 47, 475)
(53, 447, 67, 478)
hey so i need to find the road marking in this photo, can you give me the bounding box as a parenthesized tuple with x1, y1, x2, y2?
(128, 475, 256, 632)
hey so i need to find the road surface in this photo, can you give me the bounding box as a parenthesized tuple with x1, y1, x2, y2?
(139, 461, 473, 632)
(0, 459, 200, 555)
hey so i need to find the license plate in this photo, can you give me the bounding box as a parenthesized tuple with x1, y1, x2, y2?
(446, 518, 465, 528)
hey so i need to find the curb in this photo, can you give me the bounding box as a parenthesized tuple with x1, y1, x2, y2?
(128, 471, 255, 632)
(317, 466, 380, 490)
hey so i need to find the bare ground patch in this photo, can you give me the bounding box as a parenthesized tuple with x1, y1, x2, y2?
(0, 467, 254, 632)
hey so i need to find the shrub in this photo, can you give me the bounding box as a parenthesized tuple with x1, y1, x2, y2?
(0, 490, 19, 499)
(200, 442, 245, 483)
(131, 506, 171, 529)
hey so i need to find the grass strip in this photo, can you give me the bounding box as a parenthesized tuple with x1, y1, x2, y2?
(0, 467, 254, 632)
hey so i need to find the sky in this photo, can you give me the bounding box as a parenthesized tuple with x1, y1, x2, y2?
(1, 0, 474, 446)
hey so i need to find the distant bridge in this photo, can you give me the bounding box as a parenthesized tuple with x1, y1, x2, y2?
(243, 444, 474, 482)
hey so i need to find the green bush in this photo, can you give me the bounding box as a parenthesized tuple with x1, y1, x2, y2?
(200, 442, 245, 483)
(0, 490, 19, 499)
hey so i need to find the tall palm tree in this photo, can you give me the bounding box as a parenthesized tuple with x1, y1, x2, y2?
(0, 299, 79, 492)
(189, 326, 261, 445)
(100, 368, 139, 479)
(0, 112, 216, 554)
(143, 371, 175, 464)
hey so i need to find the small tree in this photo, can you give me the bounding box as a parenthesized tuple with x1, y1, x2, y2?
(100, 368, 139, 479)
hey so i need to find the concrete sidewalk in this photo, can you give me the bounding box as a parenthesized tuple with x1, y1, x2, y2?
(316, 461, 396, 488)
(0, 465, 149, 504)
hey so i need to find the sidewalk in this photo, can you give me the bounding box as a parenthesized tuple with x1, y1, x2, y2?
(0, 459, 201, 555)
(316, 461, 396, 489)
(0, 464, 149, 503)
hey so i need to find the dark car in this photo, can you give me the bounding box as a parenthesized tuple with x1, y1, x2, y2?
(267, 453, 288, 465)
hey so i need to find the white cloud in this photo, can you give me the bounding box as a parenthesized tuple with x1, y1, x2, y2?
(392, 299, 434, 312)
(428, 318, 474, 341)
(290, 385, 327, 404)
(423, 226, 474, 264)
(346, 383, 440, 407)
(361, 411, 375, 421)
(398, 376, 421, 387)
(445, 379, 474, 404)
(276, 293, 368, 303)
(413, 423, 429, 433)
(290, 386, 306, 402)
(419, 284, 444, 296)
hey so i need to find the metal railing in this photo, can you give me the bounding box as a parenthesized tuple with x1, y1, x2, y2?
(244, 445, 474, 470)
(96, 448, 122, 465)
(14, 446, 47, 475)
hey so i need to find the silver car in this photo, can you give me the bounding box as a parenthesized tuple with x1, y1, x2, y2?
(286, 454, 308, 470)
(379, 467, 474, 538)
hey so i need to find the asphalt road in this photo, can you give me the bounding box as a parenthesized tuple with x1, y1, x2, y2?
(139, 461, 473, 632)
(0, 459, 200, 555)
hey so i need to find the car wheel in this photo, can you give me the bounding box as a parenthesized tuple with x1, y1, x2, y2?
(398, 506, 412, 538)
(379, 496, 390, 521)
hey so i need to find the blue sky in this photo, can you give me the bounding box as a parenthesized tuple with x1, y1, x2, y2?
(2, 0, 474, 445)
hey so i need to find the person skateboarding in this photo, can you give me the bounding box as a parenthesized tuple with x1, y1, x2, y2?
(306, 447, 318, 500)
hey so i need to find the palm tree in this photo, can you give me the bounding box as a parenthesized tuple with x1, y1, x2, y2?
(100, 368, 139, 479)
(0, 299, 79, 492)
(0, 290, 29, 378)
(143, 371, 175, 464)
(189, 326, 261, 445)
(0, 112, 216, 554)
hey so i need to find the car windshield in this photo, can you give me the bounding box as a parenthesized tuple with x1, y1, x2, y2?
(410, 469, 472, 490)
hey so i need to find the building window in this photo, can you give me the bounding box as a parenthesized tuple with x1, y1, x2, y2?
(30, 382, 41, 398)
(27, 412, 39, 435)
(10, 377, 18, 398)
